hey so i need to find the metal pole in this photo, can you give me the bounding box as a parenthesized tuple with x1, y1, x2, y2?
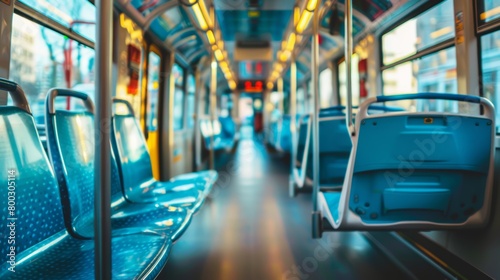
(94, 0, 112, 279)
(311, 0, 322, 238)
(209, 55, 217, 169)
(194, 66, 202, 171)
(289, 60, 297, 197)
(345, 0, 355, 135)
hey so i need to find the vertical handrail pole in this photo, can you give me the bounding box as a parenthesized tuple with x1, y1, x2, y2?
(345, 0, 355, 135)
(311, 0, 321, 238)
(194, 64, 202, 171)
(209, 55, 217, 169)
(94, 0, 113, 279)
(289, 60, 297, 197)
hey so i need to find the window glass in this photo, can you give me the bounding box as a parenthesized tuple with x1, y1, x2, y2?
(147, 52, 161, 132)
(174, 88, 184, 130)
(9, 14, 95, 124)
(186, 74, 195, 128)
(172, 63, 184, 87)
(478, 0, 500, 24)
(481, 30, 500, 131)
(382, 0, 454, 65)
(319, 68, 333, 108)
(297, 87, 305, 114)
(338, 54, 360, 107)
(19, 0, 96, 42)
(382, 47, 458, 112)
(173, 64, 184, 130)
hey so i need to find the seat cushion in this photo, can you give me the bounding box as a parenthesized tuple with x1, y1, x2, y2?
(1, 230, 171, 280)
(111, 203, 193, 241)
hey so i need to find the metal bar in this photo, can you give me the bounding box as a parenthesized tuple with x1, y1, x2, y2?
(311, 0, 320, 213)
(289, 60, 297, 197)
(194, 64, 202, 170)
(94, 0, 112, 279)
(345, 0, 354, 135)
(209, 55, 217, 169)
(14, 2, 95, 49)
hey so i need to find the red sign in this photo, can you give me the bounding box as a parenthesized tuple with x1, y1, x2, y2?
(242, 80, 264, 92)
(127, 44, 141, 95)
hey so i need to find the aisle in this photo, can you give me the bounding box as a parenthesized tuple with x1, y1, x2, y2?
(159, 135, 404, 280)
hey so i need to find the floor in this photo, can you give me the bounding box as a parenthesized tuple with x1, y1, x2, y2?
(158, 128, 405, 280)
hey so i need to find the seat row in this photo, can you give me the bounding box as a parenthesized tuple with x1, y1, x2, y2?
(0, 79, 217, 279)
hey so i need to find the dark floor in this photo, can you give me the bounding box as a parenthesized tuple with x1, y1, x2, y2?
(158, 130, 405, 280)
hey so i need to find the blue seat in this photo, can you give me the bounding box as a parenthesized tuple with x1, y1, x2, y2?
(200, 118, 235, 151)
(0, 79, 171, 279)
(295, 105, 404, 189)
(318, 93, 496, 230)
(45, 90, 198, 241)
(219, 115, 236, 140)
(277, 115, 292, 152)
(112, 99, 218, 200)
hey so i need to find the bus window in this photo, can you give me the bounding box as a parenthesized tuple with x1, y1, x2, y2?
(480, 30, 500, 131)
(9, 14, 95, 125)
(147, 51, 161, 132)
(319, 68, 333, 108)
(382, 48, 457, 111)
(338, 54, 360, 107)
(172, 63, 184, 130)
(381, 0, 454, 66)
(17, 0, 96, 42)
(381, 0, 457, 112)
(186, 74, 195, 128)
(478, 0, 500, 23)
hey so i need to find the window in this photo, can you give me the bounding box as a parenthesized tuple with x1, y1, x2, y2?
(18, 0, 96, 42)
(297, 87, 305, 114)
(319, 68, 333, 108)
(172, 63, 184, 130)
(477, 0, 500, 24)
(147, 52, 161, 132)
(480, 31, 500, 130)
(9, 14, 95, 124)
(383, 48, 457, 111)
(477, 0, 500, 132)
(382, 0, 455, 65)
(381, 0, 457, 112)
(338, 54, 360, 107)
(186, 74, 195, 128)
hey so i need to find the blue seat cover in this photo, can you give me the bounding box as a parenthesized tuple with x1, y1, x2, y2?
(112, 110, 217, 200)
(46, 108, 195, 241)
(0, 106, 171, 279)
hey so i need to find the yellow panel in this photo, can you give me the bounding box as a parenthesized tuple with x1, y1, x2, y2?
(147, 130, 160, 180)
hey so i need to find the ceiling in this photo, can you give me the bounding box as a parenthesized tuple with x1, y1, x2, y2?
(116, 0, 427, 92)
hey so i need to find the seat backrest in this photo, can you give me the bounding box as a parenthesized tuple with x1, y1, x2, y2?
(0, 80, 66, 266)
(111, 99, 155, 201)
(346, 94, 495, 227)
(46, 89, 124, 238)
(219, 116, 235, 139)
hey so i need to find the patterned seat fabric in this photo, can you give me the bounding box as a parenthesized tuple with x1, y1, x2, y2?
(0, 105, 170, 279)
(111, 101, 218, 201)
(46, 100, 195, 241)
